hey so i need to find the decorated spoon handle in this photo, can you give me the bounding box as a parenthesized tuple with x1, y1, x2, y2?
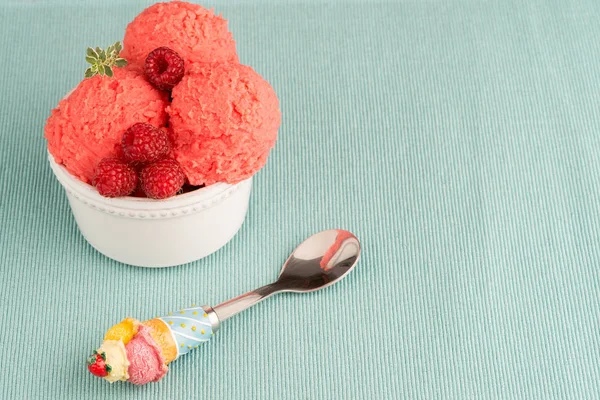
(153, 305, 220, 358)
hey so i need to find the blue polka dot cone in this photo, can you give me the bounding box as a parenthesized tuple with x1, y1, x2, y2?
(159, 306, 214, 357)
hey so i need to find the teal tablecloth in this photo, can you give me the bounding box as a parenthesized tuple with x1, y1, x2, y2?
(1, 0, 599, 398)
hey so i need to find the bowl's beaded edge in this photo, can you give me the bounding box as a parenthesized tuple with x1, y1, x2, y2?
(62, 183, 243, 220)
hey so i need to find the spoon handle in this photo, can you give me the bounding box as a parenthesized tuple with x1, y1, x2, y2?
(213, 283, 280, 322)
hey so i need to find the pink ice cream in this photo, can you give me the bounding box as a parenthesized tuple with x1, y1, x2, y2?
(122, 1, 238, 71)
(167, 63, 281, 186)
(44, 67, 169, 183)
(125, 325, 168, 385)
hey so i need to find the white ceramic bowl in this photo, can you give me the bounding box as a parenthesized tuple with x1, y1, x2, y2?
(48, 153, 252, 267)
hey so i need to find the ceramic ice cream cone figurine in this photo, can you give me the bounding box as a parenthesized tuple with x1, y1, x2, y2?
(88, 307, 218, 385)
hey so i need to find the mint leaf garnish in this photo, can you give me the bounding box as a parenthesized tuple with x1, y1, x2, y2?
(86, 47, 99, 59)
(84, 41, 128, 78)
(115, 58, 127, 68)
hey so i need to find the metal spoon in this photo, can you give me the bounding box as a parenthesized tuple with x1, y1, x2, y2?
(88, 229, 360, 384)
(210, 229, 361, 323)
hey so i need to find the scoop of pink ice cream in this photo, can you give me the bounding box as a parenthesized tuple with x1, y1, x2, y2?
(125, 325, 168, 385)
(122, 1, 238, 71)
(167, 63, 281, 186)
(44, 67, 169, 183)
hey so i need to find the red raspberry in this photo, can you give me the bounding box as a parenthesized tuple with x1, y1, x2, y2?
(140, 159, 185, 199)
(93, 158, 138, 198)
(121, 123, 169, 164)
(144, 47, 184, 91)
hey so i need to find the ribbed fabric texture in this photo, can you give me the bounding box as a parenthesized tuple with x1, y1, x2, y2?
(1, 1, 599, 399)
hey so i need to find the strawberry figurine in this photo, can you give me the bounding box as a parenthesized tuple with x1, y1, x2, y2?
(87, 350, 112, 377)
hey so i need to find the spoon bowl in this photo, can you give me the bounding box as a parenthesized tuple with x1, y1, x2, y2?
(276, 229, 360, 292)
